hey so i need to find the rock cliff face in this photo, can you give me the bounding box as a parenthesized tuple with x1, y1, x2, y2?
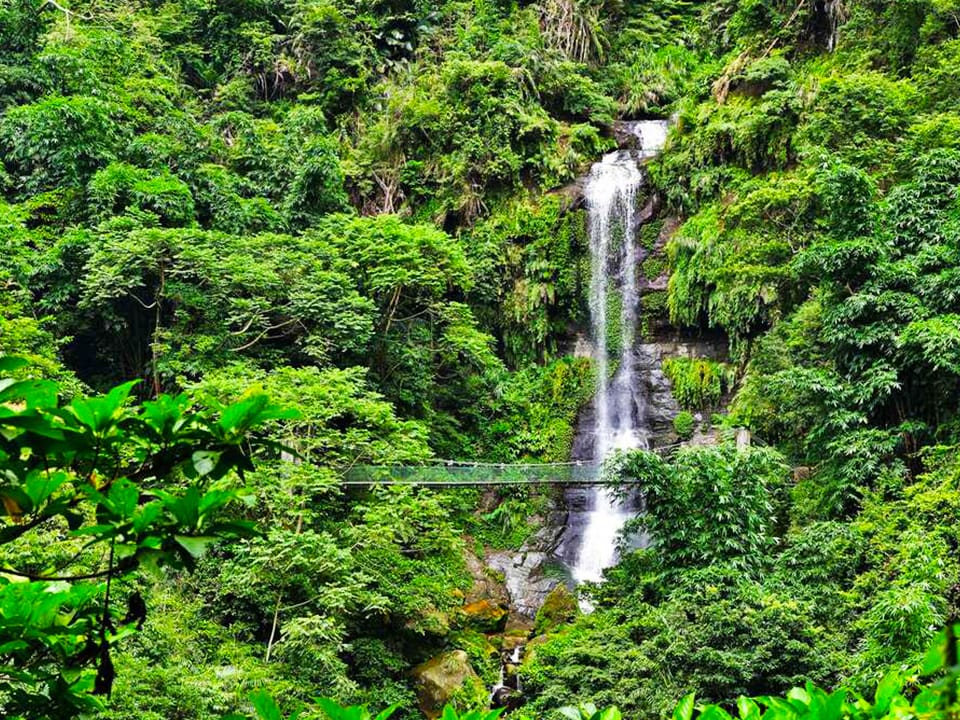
(486, 512, 569, 621)
(635, 334, 730, 445)
(570, 332, 728, 450)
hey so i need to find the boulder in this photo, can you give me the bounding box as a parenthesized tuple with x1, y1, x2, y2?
(501, 631, 529, 651)
(487, 548, 565, 620)
(464, 552, 509, 607)
(491, 685, 524, 710)
(534, 584, 579, 635)
(411, 650, 483, 719)
(461, 598, 508, 633)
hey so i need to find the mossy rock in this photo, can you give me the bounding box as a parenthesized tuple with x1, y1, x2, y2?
(645, 258, 667, 281)
(461, 598, 509, 633)
(533, 584, 578, 635)
(502, 631, 529, 651)
(411, 650, 483, 719)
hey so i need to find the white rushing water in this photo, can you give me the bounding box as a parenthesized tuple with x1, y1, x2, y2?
(571, 120, 668, 586)
(489, 645, 522, 705)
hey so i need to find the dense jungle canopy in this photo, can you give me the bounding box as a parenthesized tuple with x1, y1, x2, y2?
(1, 0, 960, 718)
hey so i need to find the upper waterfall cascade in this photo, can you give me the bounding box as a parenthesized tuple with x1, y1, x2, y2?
(567, 120, 669, 586)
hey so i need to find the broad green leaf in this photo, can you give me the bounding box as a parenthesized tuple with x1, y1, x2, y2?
(920, 629, 947, 676)
(174, 535, 218, 559)
(0, 379, 59, 408)
(197, 488, 235, 517)
(191, 450, 220, 477)
(596, 708, 622, 720)
(250, 689, 282, 720)
(372, 704, 400, 720)
(106, 478, 139, 519)
(737, 696, 760, 720)
(218, 394, 298, 438)
(23, 470, 68, 508)
(141, 393, 190, 438)
(0, 640, 29, 653)
(822, 690, 846, 720)
(674, 693, 697, 720)
(0, 356, 29, 373)
(132, 501, 163, 533)
(873, 670, 903, 716)
(912, 687, 943, 714)
(70, 523, 119, 538)
(700, 705, 734, 720)
(757, 697, 799, 720)
(159, 486, 201, 527)
(0, 411, 66, 439)
(70, 380, 138, 433)
(786, 687, 810, 714)
(316, 697, 365, 720)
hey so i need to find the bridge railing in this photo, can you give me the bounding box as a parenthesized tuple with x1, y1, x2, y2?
(340, 443, 687, 486)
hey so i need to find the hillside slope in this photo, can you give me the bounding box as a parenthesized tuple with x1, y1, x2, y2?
(1, 0, 960, 717)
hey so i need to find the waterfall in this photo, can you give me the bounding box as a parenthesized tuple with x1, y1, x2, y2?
(565, 120, 668, 587)
(490, 645, 523, 708)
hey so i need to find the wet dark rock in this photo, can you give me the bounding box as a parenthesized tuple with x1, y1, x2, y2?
(491, 685, 524, 710)
(550, 176, 588, 211)
(483, 499, 572, 620)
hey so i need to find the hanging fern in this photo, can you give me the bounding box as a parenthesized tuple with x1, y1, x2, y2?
(662, 356, 736, 410)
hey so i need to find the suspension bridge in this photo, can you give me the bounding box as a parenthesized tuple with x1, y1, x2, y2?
(339, 429, 755, 486)
(339, 442, 688, 487)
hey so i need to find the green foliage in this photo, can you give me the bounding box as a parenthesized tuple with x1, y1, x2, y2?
(474, 355, 595, 463)
(7, 0, 960, 715)
(559, 703, 622, 720)
(662, 358, 736, 410)
(88, 163, 195, 227)
(618, 444, 788, 576)
(0, 359, 284, 714)
(231, 693, 514, 720)
(1, 95, 130, 195)
(673, 410, 696, 440)
(797, 73, 917, 172)
(466, 197, 588, 366)
(682, 625, 960, 720)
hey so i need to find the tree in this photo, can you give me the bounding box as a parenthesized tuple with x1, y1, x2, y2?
(0, 356, 289, 716)
(617, 444, 789, 577)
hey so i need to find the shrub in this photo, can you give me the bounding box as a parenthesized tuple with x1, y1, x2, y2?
(673, 410, 696, 439)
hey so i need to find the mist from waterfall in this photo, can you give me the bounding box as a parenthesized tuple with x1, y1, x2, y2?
(569, 120, 667, 586)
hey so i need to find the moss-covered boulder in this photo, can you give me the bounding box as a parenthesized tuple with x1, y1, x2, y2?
(461, 598, 509, 632)
(533, 584, 578, 635)
(411, 650, 484, 719)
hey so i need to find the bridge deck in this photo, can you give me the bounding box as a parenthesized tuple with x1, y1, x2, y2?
(340, 445, 682, 486)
